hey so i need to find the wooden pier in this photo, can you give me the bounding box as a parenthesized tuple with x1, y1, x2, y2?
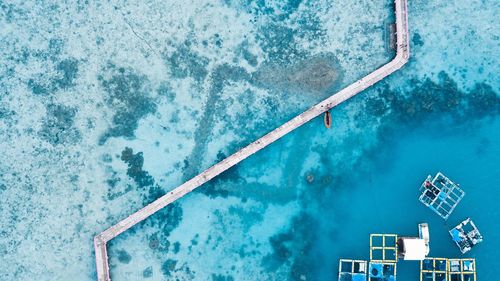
(94, 0, 410, 279)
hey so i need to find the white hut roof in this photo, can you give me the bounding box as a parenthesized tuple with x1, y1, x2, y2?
(402, 238, 427, 260)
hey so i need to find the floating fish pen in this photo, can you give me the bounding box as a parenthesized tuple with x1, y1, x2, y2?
(449, 218, 483, 254)
(449, 259, 476, 281)
(420, 257, 448, 281)
(368, 262, 396, 281)
(420, 258, 476, 281)
(369, 234, 398, 281)
(419, 172, 465, 220)
(338, 259, 368, 281)
(338, 227, 428, 281)
(338, 173, 482, 281)
(370, 234, 398, 262)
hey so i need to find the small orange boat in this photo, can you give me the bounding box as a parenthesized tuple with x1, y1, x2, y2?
(324, 111, 332, 128)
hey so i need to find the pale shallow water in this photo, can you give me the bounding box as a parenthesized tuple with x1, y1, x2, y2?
(0, 0, 498, 280)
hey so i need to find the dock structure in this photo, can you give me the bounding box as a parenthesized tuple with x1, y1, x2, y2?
(94, 0, 410, 279)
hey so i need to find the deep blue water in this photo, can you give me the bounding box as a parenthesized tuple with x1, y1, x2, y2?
(0, 0, 498, 280)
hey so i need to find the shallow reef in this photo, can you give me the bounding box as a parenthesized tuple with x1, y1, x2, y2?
(1, 0, 498, 280)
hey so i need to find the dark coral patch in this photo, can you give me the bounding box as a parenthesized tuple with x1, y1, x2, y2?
(117, 147, 168, 204)
(239, 43, 258, 67)
(143, 266, 153, 278)
(152, 203, 183, 238)
(27, 78, 50, 95)
(157, 82, 176, 102)
(48, 38, 65, 57)
(99, 65, 157, 144)
(105, 173, 132, 201)
(131, 202, 183, 249)
(27, 57, 79, 95)
(0, 105, 16, 121)
(267, 232, 293, 268)
(261, 212, 317, 281)
(412, 32, 424, 47)
(211, 274, 235, 281)
(38, 103, 81, 145)
(235, 0, 302, 20)
(120, 147, 154, 188)
(257, 24, 304, 65)
(116, 249, 132, 264)
(467, 83, 500, 118)
(371, 72, 499, 127)
(54, 58, 79, 89)
(172, 241, 181, 254)
(161, 259, 177, 277)
(165, 43, 209, 83)
(251, 1, 325, 65)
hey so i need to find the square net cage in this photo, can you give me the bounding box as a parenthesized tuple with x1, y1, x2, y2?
(420, 258, 448, 281)
(369, 261, 397, 281)
(370, 234, 398, 263)
(448, 259, 476, 281)
(339, 259, 368, 281)
(420, 258, 476, 281)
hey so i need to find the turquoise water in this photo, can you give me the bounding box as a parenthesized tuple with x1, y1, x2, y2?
(0, 0, 498, 280)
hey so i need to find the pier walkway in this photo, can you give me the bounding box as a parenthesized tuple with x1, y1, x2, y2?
(94, 0, 409, 279)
